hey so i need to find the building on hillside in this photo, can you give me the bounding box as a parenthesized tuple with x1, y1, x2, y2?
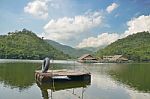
(102, 55, 128, 63)
(78, 54, 97, 63)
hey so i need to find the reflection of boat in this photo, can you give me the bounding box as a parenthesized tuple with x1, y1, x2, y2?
(36, 80, 91, 92)
(36, 80, 91, 99)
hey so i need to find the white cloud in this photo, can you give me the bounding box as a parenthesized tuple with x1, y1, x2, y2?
(123, 15, 150, 37)
(24, 0, 49, 19)
(77, 15, 150, 48)
(77, 33, 119, 48)
(106, 3, 119, 13)
(43, 11, 104, 41)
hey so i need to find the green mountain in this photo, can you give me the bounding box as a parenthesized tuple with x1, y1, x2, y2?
(0, 29, 70, 60)
(96, 31, 150, 62)
(45, 40, 92, 58)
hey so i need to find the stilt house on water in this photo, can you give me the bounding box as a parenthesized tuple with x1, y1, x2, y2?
(78, 54, 97, 63)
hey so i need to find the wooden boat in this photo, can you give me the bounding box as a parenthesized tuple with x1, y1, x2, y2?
(35, 69, 91, 83)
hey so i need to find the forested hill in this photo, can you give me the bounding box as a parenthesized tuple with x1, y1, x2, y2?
(0, 29, 70, 60)
(45, 40, 92, 58)
(96, 31, 150, 62)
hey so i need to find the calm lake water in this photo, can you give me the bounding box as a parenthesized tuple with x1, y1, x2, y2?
(0, 59, 150, 99)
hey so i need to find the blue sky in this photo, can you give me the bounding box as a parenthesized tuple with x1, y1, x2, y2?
(0, 0, 150, 48)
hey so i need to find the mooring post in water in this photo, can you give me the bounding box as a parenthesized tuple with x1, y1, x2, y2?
(73, 59, 76, 71)
(51, 58, 54, 73)
(51, 89, 53, 99)
(81, 87, 84, 99)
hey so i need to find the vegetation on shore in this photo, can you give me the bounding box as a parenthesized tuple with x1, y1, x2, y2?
(96, 31, 150, 62)
(0, 29, 70, 60)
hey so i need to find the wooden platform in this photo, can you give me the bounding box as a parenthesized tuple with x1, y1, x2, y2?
(35, 69, 91, 83)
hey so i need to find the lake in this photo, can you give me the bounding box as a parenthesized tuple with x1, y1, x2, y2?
(0, 59, 150, 99)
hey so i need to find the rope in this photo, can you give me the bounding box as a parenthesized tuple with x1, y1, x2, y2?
(74, 59, 90, 73)
(82, 66, 90, 73)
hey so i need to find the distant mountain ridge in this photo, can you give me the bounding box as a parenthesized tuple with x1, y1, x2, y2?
(0, 29, 70, 59)
(96, 31, 150, 62)
(45, 40, 93, 58)
(80, 46, 104, 52)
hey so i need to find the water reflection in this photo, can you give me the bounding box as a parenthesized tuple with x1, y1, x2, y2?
(0, 60, 150, 99)
(36, 81, 91, 99)
(0, 60, 76, 91)
(0, 62, 39, 90)
(108, 63, 150, 92)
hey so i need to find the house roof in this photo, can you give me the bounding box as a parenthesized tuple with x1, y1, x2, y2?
(113, 55, 123, 59)
(103, 55, 123, 60)
(78, 54, 95, 60)
(110, 55, 122, 61)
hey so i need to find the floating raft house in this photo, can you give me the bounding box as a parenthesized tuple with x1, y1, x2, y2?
(35, 69, 91, 83)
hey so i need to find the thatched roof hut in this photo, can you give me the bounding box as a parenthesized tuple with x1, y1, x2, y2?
(78, 54, 97, 63)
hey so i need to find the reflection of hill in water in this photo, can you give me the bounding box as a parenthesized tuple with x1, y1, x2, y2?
(109, 63, 150, 92)
(0, 63, 39, 90)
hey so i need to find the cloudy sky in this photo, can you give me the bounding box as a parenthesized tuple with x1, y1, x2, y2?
(0, 0, 150, 48)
